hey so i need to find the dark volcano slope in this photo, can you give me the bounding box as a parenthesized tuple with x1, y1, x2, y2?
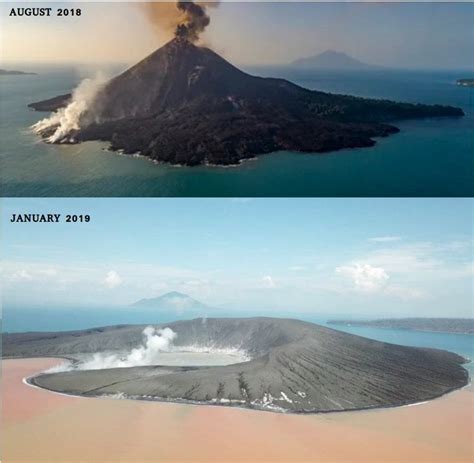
(6, 318, 469, 413)
(30, 38, 463, 166)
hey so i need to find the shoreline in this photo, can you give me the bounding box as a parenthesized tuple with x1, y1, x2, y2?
(21, 356, 471, 416)
(4, 357, 473, 462)
(327, 322, 474, 336)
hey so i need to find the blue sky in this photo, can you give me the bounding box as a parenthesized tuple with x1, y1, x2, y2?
(2, 2, 473, 68)
(2, 198, 473, 318)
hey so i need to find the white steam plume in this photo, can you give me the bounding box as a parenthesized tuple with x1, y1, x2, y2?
(31, 73, 108, 143)
(78, 326, 177, 370)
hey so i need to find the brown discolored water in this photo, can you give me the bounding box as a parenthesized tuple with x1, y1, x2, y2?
(2, 358, 473, 462)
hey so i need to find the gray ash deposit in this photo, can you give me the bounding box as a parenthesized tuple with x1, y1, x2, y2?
(4, 317, 469, 413)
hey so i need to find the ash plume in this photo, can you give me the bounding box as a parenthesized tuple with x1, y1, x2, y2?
(141, 1, 219, 43)
(175, 1, 210, 42)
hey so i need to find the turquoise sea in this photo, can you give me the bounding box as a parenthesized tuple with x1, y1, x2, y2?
(322, 322, 473, 375)
(3, 306, 473, 374)
(1, 66, 473, 197)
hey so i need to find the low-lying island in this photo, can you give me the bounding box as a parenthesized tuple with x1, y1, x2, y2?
(4, 317, 469, 413)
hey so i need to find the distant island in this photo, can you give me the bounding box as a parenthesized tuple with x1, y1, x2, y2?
(327, 318, 474, 335)
(456, 79, 474, 87)
(132, 291, 210, 312)
(0, 68, 36, 76)
(291, 50, 377, 70)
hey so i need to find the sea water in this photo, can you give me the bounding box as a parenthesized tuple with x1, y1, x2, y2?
(1, 66, 473, 197)
(321, 322, 474, 376)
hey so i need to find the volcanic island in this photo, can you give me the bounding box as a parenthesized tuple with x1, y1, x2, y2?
(29, 37, 464, 166)
(4, 317, 469, 413)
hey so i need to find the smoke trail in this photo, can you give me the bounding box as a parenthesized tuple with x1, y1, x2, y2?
(31, 73, 107, 143)
(140, 2, 219, 43)
(78, 326, 177, 370)
(175, 1, 210, 42)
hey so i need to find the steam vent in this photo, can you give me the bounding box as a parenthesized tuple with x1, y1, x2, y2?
(29, 38, 464, 166)
(4, 318, 469, 413)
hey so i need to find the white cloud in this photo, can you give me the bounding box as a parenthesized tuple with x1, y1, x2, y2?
(103, 270, 123, 289)
(439, 240, 472, 252)
(335, 263, 389, 292)
(363, 244, 440, 274)
(38, 268, 58, 277)
(2, 238, 471, 310)
(289, 266, 307, 271)
(369, 236, 402, 243)
(261, 275, 276, 289)
(333, 240, 473, 301)
(1, 260, 217, 305)
(11, 269, 34, 281)
(6, 265, 59, 283)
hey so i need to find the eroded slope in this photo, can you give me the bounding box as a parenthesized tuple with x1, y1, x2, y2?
(6, 318, 469, 413)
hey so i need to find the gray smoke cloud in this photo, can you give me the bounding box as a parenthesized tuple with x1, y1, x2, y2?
(175, 1, 210, 42)
(141, 2, 219, 44)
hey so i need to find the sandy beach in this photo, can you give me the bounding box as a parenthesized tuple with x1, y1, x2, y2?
(2, 358, 473, 463)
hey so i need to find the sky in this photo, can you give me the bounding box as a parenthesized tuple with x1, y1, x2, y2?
(1, 2, 473, 68)
(2, 198, 473, 319)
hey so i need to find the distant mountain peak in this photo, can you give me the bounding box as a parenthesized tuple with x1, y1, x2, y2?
(291, 50, 375, 69)
(319, 50, 350, 57)
(132, 291, 209, 313)
(160, 291, 191, 298)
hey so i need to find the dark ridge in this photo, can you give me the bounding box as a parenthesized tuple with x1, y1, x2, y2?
(0, 69, 37, 76)
(29, 94, 71, 111)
